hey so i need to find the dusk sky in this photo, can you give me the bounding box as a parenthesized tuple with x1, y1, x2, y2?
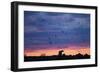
(24, 11, 90, 56)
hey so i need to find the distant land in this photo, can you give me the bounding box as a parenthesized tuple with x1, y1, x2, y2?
(24, 50, 90, 62)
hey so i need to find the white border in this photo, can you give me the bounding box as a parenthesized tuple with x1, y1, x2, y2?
(18, 5, 96, 68)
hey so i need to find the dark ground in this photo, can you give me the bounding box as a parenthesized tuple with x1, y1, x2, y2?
(24, 53, 90, 62)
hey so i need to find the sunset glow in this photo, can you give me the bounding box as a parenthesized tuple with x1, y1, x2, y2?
(24, 47, 90, 56)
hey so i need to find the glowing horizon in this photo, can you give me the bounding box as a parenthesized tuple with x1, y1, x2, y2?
(24, 47, 90, 57)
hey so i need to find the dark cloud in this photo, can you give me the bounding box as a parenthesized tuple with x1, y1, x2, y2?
(24, 11, 90, 49)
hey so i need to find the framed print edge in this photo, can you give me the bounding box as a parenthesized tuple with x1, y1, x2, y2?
(11, 2, 19, 71)
(11, 1, 98, 72)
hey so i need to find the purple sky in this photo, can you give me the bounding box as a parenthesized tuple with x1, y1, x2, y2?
(24, 11, 90, 50)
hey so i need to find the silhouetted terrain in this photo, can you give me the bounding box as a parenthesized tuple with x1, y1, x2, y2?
(24, 50, 90, 62)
